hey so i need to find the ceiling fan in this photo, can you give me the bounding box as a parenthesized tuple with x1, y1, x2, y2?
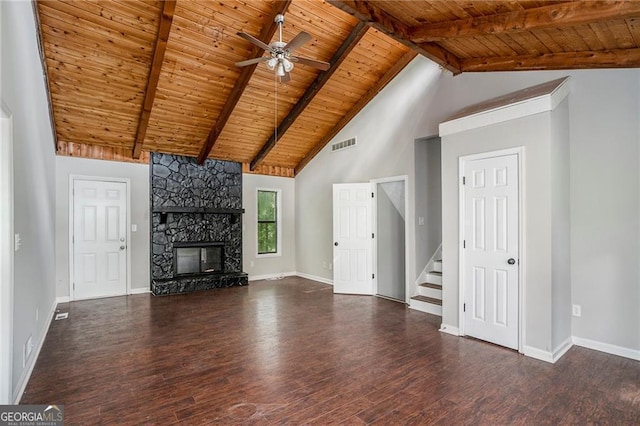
(235, 14, 330, 83)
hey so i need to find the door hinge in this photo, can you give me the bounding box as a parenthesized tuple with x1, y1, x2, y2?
(372, 233, 374, 239)
(463, 303, 466, 312)
(372, 273, 375, 279)
(371, 192, 374, 198)
(462, 176, 466, 185)
(73, 282, 75, 290)
(463, 240, 466, 248)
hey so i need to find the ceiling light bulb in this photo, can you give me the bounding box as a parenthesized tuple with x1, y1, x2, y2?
(276, 62, 285, 76)
(266, 58, 277, 70)
(282, 58, 293, 72)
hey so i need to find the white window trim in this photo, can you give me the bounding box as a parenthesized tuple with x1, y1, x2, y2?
(256, 187, 282, 258)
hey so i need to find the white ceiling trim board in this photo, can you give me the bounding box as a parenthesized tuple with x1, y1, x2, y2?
(439, 77, 571, 136)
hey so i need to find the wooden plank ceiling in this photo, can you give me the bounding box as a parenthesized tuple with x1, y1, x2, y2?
(38, 0, 640, 176)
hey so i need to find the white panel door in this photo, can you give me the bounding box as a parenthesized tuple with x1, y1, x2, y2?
(73, 179, 127, 299)
(333, 183, 372, 295)
(463, 154, 519, 349)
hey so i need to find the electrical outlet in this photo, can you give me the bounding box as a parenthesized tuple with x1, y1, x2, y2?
(328, 263, 332, 270)
(418, 216, 425, 225)
(131, 224, 137, 232)
(322, 261, 327, 269)
(572, 305, 581, 317)
(14, 233, 21, 252)
(250, 260, 254, 268)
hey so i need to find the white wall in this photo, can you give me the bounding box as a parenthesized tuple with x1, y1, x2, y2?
(2, 0, 57, 401)
(296, 56, 640, 355)
(55, 156, 150, 297)
(243, 174, 296, 279)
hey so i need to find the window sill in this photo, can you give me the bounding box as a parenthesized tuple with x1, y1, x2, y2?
(256, 253, 281, 259)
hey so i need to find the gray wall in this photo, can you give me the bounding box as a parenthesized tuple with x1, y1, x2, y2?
(297, 56, 640, 354)
(2, 0, 57, 400)
(441, 112, 556, 353)
(296, 59, 448, 284)
(55, 156, 150, 296)
(414, 137, 442, 274)
(242, 174, 296, 279)
(550, 100, 572, 350)
(376, 183, 405, 300)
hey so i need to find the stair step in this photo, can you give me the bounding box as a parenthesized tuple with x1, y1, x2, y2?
(411, 295, 442, 306)
(419, 282, 442, 290)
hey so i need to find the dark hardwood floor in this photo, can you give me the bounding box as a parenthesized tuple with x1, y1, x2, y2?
(22, 277, 639, 424)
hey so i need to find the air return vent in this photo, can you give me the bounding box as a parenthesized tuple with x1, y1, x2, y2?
(331, 137, 357, 153)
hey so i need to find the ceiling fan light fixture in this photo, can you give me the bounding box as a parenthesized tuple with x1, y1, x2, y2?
(276, 62, 285, 77)
(266, 57, 277, 70)
(282, 58, 293, 72)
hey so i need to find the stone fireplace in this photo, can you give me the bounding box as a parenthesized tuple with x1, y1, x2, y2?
(150, 153, 248, 295)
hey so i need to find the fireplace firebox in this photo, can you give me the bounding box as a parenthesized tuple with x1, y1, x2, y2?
(174, 242, 224, 276)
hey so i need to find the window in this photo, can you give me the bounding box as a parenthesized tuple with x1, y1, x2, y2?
(257, 189, 280, 255)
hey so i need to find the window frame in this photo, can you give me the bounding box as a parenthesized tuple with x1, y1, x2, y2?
(256, 188, 282, 257)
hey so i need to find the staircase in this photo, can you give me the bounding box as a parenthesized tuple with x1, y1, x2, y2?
(410, 253, 443, 316)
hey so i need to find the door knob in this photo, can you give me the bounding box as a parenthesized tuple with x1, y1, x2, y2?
(120, 245, 126, 250)
(507, 258, 516, 265)
(334, 242, 339, 246)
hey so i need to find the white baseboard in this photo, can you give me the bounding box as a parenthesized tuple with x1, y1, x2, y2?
(129, 287, 150, 295)
(573, 336, 640, 361)
(295, 272, 333, 285)
(55, 296, 69, 304)
(249, 271, 297, 282)
(439, 324, 460, 336)
(13, 298, 57, 403)
(552, 337, 574, 362)
(523, 345, 554, 363)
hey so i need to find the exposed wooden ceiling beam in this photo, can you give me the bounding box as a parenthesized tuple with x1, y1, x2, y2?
(409, 1, 640, 42)
(461, 48, 640, 72)
(131, 0, 176, 159)
(197, 1, 292, 164)
(250, 21, 369, 171)
(295, 51, 417, 175)
(327, 0, 461, 74)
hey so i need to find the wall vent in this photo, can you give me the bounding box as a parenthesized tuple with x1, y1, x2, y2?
(331, 137, 357, 153)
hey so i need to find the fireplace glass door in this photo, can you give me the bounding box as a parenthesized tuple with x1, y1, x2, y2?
(175, 244, 223, 275)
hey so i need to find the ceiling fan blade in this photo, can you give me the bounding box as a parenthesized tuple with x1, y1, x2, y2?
(291, 56, 330, 71)
(235, 57, 269, 67)
(280, 71, 291, 84)
(237, 32, 273, 52)
(284, 31, 312, 53)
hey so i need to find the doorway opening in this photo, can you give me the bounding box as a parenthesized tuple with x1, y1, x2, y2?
(372, 176, 408, 303)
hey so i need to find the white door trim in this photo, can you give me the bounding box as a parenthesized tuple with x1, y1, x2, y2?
(68, 175, 132, 300)
(370, 175, 410, 304)
(458, 147, 525, 351)
(0, 102, 14, 403)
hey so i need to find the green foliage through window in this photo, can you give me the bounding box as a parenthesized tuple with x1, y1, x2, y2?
(258, 190, 277, 254)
